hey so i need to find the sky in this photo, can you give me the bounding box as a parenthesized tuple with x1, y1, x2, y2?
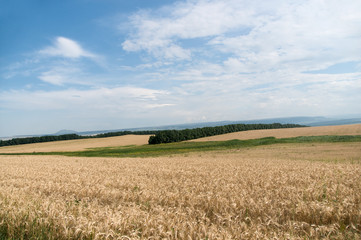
(1, 0, 361, 136)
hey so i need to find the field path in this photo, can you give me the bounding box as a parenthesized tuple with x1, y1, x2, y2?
(192, 123, 361, 142)
(0, 134, 151, 153)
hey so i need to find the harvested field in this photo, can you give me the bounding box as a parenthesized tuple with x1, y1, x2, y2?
(0, 134, 151, 153)
(192, 123, 361, 142)
(1, 142, 360, 239)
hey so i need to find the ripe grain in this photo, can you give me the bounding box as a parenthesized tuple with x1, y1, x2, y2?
(192, 123, 361, 142)
(0, 142, 360, 239)
(0, 134, 151, 153)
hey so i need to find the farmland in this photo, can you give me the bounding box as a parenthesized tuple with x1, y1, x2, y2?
(0, 134, 151, 153)
(0, 124, 361, 239)
(192, 123, 361, 142)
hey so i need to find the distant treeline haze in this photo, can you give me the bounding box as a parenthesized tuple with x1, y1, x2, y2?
(0, 123, 305, 147)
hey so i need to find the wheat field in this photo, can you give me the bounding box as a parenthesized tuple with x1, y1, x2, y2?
(192, 123, 361, 142)
(1, 140, 360, 239)
(0, 134, 151, 153)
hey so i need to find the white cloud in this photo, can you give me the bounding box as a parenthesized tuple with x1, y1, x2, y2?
(39, 37, 96, 59)
(144, 103, 175, 109)
(122, 0, 253, 60)
(118, 0, 361, 124)
(0, 86, 171, 111)
(38, 72, 65, 86)
(123, 0, 361, 71)
(2, 37, 103, 86)
(175, 72, 361, 121)
(37, 66, 99, 86)
(1, 70, 361, 135)
(0, 86, 173, 135)
(209, 0, 361, 72)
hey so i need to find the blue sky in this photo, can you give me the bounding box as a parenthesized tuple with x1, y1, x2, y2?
(1, 0, 361, 136)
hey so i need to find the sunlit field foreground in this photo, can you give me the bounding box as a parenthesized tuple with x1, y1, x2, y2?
(1, 142, 361, 239)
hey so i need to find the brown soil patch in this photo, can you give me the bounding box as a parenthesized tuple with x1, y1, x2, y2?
(192, 123, 361, 142)
(0, 134, 151, 153)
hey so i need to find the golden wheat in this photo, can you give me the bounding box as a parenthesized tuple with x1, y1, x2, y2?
(192, 123, 361, 142)
(0, 142, 360, 239)
(0, 134, 151, 153)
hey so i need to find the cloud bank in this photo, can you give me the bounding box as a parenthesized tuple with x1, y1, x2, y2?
(123, 0, 361, 70)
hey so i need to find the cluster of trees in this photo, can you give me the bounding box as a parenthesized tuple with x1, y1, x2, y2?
(148, 123, 305, 144)
(92, 130, 155, 138)
(0, 131, 156, 147)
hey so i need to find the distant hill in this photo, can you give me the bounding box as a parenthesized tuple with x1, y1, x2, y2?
(54, 129, 78, 135)
(307, 118, 361, 126)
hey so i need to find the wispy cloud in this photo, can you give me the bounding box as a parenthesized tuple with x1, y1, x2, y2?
(37, 66, 88, 86)
(117, 0, 361, 122)
(212, 1, 361, 72)
(2, 36, 106, 88)
(39, 37, 96, 59)
(121, 0, 252, 61)
(0, 86, 172, 111)
(122, 0, 361, 71)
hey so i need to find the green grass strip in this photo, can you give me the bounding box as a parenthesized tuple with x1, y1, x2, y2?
(1, 135, 361, 158)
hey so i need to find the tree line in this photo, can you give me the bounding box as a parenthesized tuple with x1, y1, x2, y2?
(0, 123, 306, 147)
(148, 123, 306, 144)
(0, 131, 156, 147)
